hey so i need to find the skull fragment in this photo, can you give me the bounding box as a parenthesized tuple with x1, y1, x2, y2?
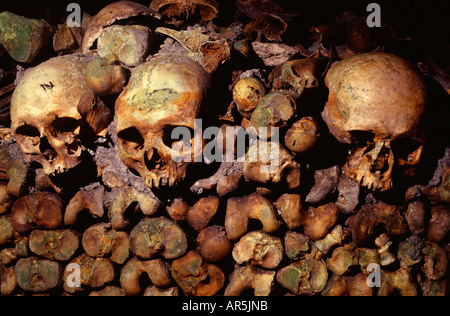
(322, 52, 427, 191)
(115, 54, 210, 188)
(11, 56, 108, 175)
(150, 0, 219, 24)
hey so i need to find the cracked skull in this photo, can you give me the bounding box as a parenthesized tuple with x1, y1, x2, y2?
(322, 52, 427, 191)
(115, 54, 210, 188)
(11, 56, 102, 175)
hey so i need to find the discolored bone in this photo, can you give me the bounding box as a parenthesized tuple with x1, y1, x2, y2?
(97, 25, 151, 67)
(284, 117, 320, 154)
(34, 168, 62, 194)
(322, 273, 373, 296)
(120, 257, 171, 296)
(243, 12, 287, 42)
(224, 265, 275, 296)
(284, 231, 310, 261)
(397, 236, 425, 267)
(314, 225, 346, 258)
(29, 230, 80, 262)
(115, 54, 210, 189)
(11, 192, 63, 234)
(0, 183, 11, 215)
(322, 52, 427, 192)
(346, 199, 407, 246)
(0, 264, 16, 295)
(81, 1, 161, 53)
(335, 173, 360, 214)
(375, 234, 397, 267)
(378, 268, 418, 296)
(301, 203, 340, 241)
(0, 11, 52, 63)
(252, 42, 301, 68)
(130, 217, 187, 260)
(171, 251, 225, 296)
(85, 57, 127, 96)
(421, 278, 448, 297)
(274, 194, 340, 241)
(150, 0, 219, 25)
(190, 159, 243, 197)
(166, 198, 189, 222)
(0, 141, 32, 198)
(422, 242, 448, 281)
(155, 25, 237, 73)
(405, 200, 426, 236)
(65, 184, 105, 226)
(0, 216, 15, 247)
(326, 245, 357, 276)
(11, 55, 111, 175)
(250, 92, 296, 138)
(53, 22, 79, 53)
(427, 204, 450, 243)
(63, 253, 115, 293)
(90, 286, 125, 296)
(225, 193, 281, 241)
(196, 226, 232, 263)
(232, 231, 284, 269)
(277, 258, 328, 296)
(226, 265, 275, 296)
(244, 140, 301, 189)
(275, 193, 303, 230)
(82, 223, 130, 264)
(144, 286, 179, 296)
(305, 166, 340, 204)
(270, 58, 325, 97)
(15, 257, 62, 292)
(233, 77, 266, 119)
(108, 186, 160, 230)
(186, 195, 219, 231)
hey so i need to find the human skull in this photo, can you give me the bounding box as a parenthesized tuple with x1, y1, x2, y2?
(322, 52, 427, 191)
(115, 54, 210, 188)
(11, 56, 102, 175)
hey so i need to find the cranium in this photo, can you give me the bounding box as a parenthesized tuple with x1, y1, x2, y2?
(322, 52, 427, 191)
(11, 56, 108, 175)
(115, 54, 210, 188)
(150, 0, 219, 24)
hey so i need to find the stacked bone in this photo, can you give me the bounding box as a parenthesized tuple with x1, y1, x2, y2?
(1, 0, 449, 297)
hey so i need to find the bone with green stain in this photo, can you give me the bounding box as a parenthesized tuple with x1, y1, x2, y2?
(0, 11, 52, 63)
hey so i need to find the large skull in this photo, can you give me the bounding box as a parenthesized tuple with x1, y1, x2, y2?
(115, 54, 210, 188)
(322, 52, 427, 191)
(11, 56, 102, 175)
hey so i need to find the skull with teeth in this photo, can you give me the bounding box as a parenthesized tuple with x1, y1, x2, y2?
(322, 52, 427, 192)
(11, 56, 107, 176)
(115, 54, 210, 188)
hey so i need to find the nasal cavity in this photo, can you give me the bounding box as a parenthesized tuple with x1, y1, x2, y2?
(144, 148, 166, 171)
(39, 137, 57, 162)
(371, 146, 391, 174)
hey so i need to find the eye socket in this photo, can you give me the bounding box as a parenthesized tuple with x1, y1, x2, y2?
(16, 124, 40, 138)
(117, 127, 145, 153)
(15, 124, 41, 147)
(391, 138, 423, 162)
(163, 126, 195, 150)
(349, 130, 376, 146)
(51, 118, 80, 135)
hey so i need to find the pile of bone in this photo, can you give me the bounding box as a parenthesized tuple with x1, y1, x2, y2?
(0, 0, 449, 296)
